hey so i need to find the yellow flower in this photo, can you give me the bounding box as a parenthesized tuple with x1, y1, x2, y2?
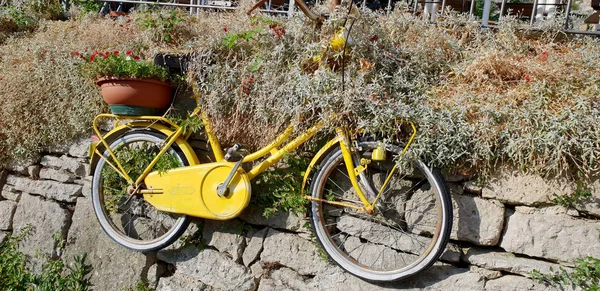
(330, 29, 347, 52)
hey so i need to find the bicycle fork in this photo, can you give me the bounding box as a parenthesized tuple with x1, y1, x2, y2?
(304, 122, 417, 215)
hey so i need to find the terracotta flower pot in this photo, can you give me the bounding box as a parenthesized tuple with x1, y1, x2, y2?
(96, 78, 174, 115)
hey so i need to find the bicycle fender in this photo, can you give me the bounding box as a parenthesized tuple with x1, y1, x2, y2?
(89, 122, 200, 174)
(301, 136, 342, 196)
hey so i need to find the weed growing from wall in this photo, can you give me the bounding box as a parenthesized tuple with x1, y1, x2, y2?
(532, 257, 600, 290)
(252, 154, 310, 218)
(0, 229, 93, 291)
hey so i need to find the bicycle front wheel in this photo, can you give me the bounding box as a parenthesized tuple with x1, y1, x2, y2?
(309, 141, 452, 282)
(91, 129, 191, 252)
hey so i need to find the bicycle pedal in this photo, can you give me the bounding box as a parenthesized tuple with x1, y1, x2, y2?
(225, 144, 247, 162)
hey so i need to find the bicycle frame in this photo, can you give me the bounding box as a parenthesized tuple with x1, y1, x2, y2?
(90, 103, 417, 214)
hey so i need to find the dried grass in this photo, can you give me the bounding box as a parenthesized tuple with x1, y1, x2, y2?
(0, 7, 599, 179)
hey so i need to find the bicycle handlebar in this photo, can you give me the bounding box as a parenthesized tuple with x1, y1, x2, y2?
(294, 0, 326, 22)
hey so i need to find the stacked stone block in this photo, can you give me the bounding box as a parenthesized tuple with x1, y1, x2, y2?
(1, 139, 599, 290)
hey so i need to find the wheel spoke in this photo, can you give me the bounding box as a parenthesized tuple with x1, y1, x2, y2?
(310, 142, 452, 281)
(92, 130, 190, 251)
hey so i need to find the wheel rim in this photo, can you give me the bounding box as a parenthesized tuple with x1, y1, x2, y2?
(92, 132, 188, 250)
(311, 142, 450, 281)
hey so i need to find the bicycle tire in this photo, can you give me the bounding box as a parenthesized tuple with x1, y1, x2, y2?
(91, 129, 190, 252)
(309, 141, 452, 282)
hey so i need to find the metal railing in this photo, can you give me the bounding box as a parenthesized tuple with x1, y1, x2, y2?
(100, 0, 294, 16)
(99, 0, 600, 35)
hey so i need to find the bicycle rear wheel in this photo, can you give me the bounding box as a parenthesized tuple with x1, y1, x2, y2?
(309, 141, 452, 282)
(91, 129, 190, 252)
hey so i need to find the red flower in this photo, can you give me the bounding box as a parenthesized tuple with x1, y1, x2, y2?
(241, 75, 254, 94)
(539, 51, 548, 63)
(74, 51, 80, 56)
(524, 75, 531, 82)
(133, 55, 140, 60)
(90, 55, 96, 62)
(223, 27, 228, 32)
(269, 24, 285, 39)
(126, 50, 133, 56)
(105, 51, 111, 56)
(369, 35, 379, 42)
(113, 50, 119, 55)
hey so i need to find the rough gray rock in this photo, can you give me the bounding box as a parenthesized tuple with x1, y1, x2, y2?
(12, 194, 71, 269)
(337, 214, 430, 255)
(335, 213, 460, 263)
(261, 229, 329, 276)
(240, 205, 309, 233)
(6, 175, 82, 203)
(63, 197, 149, 291)
(44, 143, 70, 155)
(1, 184, 21, 202)
(405, 186, 450, 239)
(40, 155, 86, 177)
(469, 265, 502, 280)
(0, 200, 17, 230)
(448, 183, 465, 195)
(463, 248, 565, 277)
(309, 264, 485, 291)
(39, 168, 76, 183)
(0, 231, 9, 243)
(80, 180, 91, 198)
(484, 275, 560, 291)
(250, 261, 266, 278)
(258, 266, 489, 291)
(27, 165, 40, 179)
(202, 219, 246, 262)
(482, 169, 574, 206)
(464, 181, 483, 195)
(451, 194, 505, 246)
(157, 246, 256, 291)
(258, 267, 312, 291)
(243, 227, 268, 267)
(156, 273, 211, 291)
(569, 178, 600, 218)
(68, 138, 90, 158)
(500, 207, 600, 262)
(440, 243, 463, 263)
(6, 160, 35, 175)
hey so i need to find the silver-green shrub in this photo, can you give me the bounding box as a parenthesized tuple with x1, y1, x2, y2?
(1, 8, 598, 180)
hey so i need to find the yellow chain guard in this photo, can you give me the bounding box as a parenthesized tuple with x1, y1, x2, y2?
(144, 162, 251, 220)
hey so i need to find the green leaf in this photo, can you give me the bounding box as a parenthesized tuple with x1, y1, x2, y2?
(250, 57, 264, 72)
(222, 34, 238, 49)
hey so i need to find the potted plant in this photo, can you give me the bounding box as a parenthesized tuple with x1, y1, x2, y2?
(78, 50, 175, 116)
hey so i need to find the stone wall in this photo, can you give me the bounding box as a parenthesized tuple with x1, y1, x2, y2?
(1, 138, 600, 290)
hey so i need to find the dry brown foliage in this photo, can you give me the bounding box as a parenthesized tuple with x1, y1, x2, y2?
(0, 8, 599, 178)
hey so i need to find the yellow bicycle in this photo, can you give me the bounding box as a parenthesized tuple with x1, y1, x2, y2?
(89, 86, 452, 282)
